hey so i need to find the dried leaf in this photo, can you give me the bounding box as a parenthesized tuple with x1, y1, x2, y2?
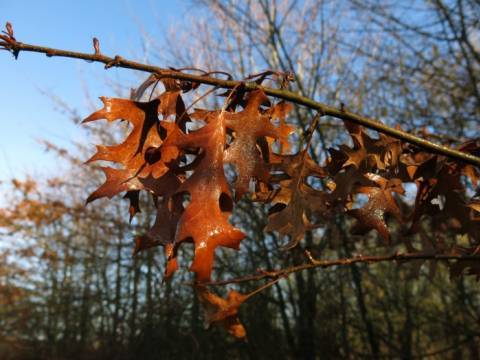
(165, 111, 245, 281)
(348, 176, 404, 242)
(83, 97, 182, 217)
(265, 151, 327, 249)
(224, 90, 291, 197)
(197, 286, 247, 339)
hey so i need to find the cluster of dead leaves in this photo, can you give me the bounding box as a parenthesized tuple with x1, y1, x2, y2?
(83, 77, 479, 338)
(0, 178, 68, 229)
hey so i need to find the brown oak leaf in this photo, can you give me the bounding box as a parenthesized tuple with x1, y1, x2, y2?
(348, 176, 404, 242)
(224, 90, 292, 198)
(329, 120, 402, 172)
(83, 97, 182, 210)
(165, 111, 245, 281)
(197, 286, 247, 339)
(264, 120, 328, 249)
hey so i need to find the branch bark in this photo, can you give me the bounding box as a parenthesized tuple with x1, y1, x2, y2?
(204, 252, 480, 286)
(2, 35, 480, 167)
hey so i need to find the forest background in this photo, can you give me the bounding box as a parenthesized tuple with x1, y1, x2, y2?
(1, 1, 480, 359)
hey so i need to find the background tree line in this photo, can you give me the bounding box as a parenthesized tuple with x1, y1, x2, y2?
(1, 0, 479, 359)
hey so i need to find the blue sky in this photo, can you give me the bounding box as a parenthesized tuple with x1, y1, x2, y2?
(0, 0, 185, 180)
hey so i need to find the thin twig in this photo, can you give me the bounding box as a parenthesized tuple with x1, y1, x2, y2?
(243, 276, 284, 300)
(1, 34, 480, 167)
(204, 252, 480, 286)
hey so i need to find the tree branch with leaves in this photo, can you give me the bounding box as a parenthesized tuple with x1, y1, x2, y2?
(1, 21, 479, 339)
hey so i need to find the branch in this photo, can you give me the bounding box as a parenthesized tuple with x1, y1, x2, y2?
(2, 24, 480, 167)
(204, 252, 480, 286)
